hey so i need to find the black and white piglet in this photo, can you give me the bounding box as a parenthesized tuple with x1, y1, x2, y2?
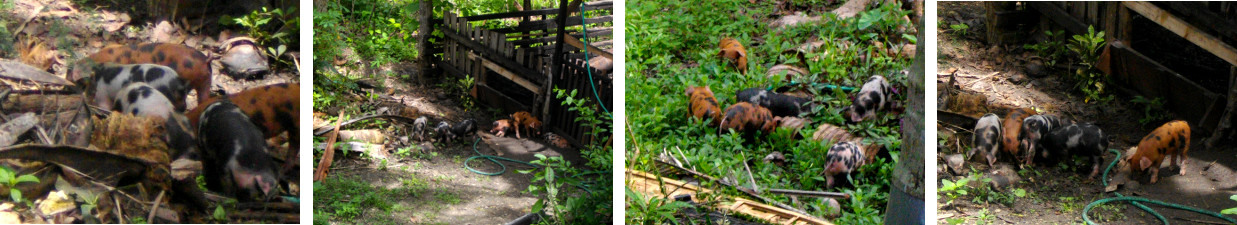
(970, 114, 1002, 167)
(1041, 123, 1107, 179)
(1019, 114, 1062, 166)
(86, 63, 189, 111)
(413, 116, 428, 141)
(197, 100, 279, 201)
(112, 82, 175, 119)
(824, 141, 866, 189)
(735, 88, 812, 117)
(435, 119, 478, 144)
(845, 75, 892, 123)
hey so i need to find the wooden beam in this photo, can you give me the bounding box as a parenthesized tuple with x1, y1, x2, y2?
(440, 28, 543, 80)
(1028, 2, 1089, 35)
(1161, 2, 1237, 43)
(563, 35, 612, 59)
(1108, 41, 1224, 132)
(467, 51, 542, 94)
(1123, 1, 1237, 66)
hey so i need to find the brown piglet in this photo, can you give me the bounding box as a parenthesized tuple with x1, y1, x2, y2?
(1125, 120, 1190, 184)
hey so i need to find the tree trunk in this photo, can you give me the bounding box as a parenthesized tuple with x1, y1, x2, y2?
(885, 1, 926, 223)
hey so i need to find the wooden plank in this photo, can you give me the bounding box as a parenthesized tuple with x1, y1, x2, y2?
(440, 28, 543, 79)
(1108, 41, 1223, 132)
(457, 2, 612, 21)
(468, 51, 542, 94)
(563, 35, 612, 59)
(1028, 2, 1089, 35)
(1161, 2, 1237, 43)
(492, 15, 613, 33)
(1123, 1, 1237, 66)
(512, 29, 613, 46)
(475, 83, 530, 113)
(625, 170, 833, 225)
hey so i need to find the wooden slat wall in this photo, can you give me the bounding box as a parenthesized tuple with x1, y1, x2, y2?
(437, 1, 614, 147)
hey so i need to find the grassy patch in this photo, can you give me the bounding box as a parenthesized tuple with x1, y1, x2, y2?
(626, 0, 914, 223)
(313, 174, 431, 224)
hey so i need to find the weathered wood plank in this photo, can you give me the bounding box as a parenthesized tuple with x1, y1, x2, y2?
(1124, 1, 1237, 66)
(458, 1, 612, 21)
(468, 51, 541, 94)
(1028, 2, 1089, 35)
(563, 35, 612, 59)
(1108, 41, 1223, 132)
(1160, 2, 1237, 44)
(441, 28, 542, 80)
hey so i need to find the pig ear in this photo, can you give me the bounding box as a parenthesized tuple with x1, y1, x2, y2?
(1139, 157, 1152, 170)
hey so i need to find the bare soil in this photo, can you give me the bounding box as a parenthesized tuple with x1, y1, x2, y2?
(937, 2, 1237, 224)
(315, 66, 588, 224)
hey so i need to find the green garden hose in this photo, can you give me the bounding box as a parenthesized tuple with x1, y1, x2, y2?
(1081, 149, 1237, 224)
(463, 137, 606, 194)
(465, 138, 539, 176)
(579, 11, 610, 115)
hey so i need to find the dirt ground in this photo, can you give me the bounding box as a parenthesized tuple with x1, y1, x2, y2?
(937, 2, 1237, 224)
(315, 67, 589, 224)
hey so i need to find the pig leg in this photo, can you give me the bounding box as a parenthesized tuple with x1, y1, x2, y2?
(1172, 153, 1187, 176)
(1088, 155, 1101, 179)
(283, 132, 299, 174)
(1149, 166, 1160, 184)
(514, 123, 522, 139)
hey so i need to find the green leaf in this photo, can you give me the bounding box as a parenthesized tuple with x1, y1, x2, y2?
(1012, 188, 1026, 198)
(531, 199, 544, 213)
(15, 174, 38, 184)
(10, 189, 20, 203)
(213, 205, 227, 221)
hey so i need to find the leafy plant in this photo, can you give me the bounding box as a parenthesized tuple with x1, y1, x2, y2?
(1222, 195, 1237, 215)
(1131, 96, 1170, 126)
(222, 7, 300, 69)
(1067, 26, 1110, 103)
(1023, 30, 1066, 67)
(949, 22, 970, 37)
(0, 166, 40, 203)
(940, 176, 972, 206)
(625, 188, 691, 224)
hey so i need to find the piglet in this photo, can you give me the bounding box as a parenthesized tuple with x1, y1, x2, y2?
(718, 102, 778, 135)
(1019, 114, 1061, 166)
(435, 121, 454, 143)
(452, 119, 478, 140)
(735, 88, 812, 117)
(1125, 120, 1190, 184)
(686, 86, 723, 126)
(413, 117, 429, 141)
(970, 113, 1002, 167)
(84, 63, 188, 111)
(112, 82, 176, 120)
(1001, 108, 1036, 163)
(1042, 123, 1107, 179)
(491, 119, 514, 137)
(824, 141, 866, 189)
(511, 112, 541, 139)
(196, 100, 279, 201)
(845, 75, 892, 123)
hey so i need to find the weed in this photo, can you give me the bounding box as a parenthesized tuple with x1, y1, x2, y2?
(1223, 195, 1237, 215)
(1130, 96, 1170, 126)
(1023, 30, 1067, 68)
(1058, 196, 1081, 213)
(434, 192, 462, 204)
(222, 7, 300, 69)
(0, 166, 40, 203)
(625, 188, 692, 224)
(949, 22, 970, 36)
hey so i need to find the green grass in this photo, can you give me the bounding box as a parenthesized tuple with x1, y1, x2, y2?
(313, 175, 433, 224)
(626, 0, 914, 223)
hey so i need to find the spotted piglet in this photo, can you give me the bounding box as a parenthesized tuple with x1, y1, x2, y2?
(452, 119, 478, 140)
(1042, 123, 1108, 179)
(1125, 120, 1190, 184)
(845, 75, 892, 123)
(718, 102, 778, 135)
(196, 100, 279, 201)
(970, 114, 1002, 167)
(824, 141, 866, 189)
(686, 86, 723, 126)
(1019, 114, 1062, 166)
(85, 63, 188, 111)
(735, 88, 812, 117)
(112, 82, 197, 160)
(435, 121, 454, 143)
(413, 117, 429, 141)
(112, 82, 176, 120)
